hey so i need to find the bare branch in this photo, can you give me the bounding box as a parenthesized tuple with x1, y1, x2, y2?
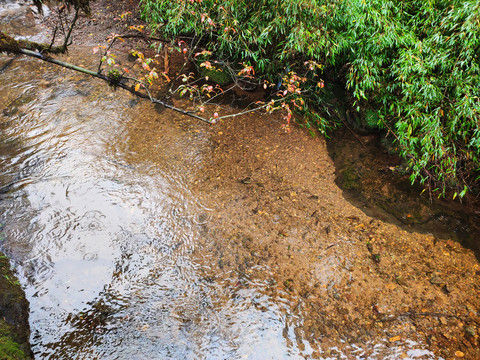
(17, 48, 212, 123)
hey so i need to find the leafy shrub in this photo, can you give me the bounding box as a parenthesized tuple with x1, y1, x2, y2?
(140, 0, 480, 197)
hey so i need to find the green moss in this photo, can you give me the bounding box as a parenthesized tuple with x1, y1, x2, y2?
(341, 165, 360, 190)
(0, 322, 27, 360)
(0, 32, 21, 53)
(198, 65, 232, 86)
(0, 253, 31, 359)
(0, 31, 67, 54)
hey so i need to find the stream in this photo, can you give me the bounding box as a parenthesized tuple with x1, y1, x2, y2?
(0, 4, 312, 358)
(1, 1, 480, 359)
(0, 53, 304, 360)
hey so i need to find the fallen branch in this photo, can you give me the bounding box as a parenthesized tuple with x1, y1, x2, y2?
(17, 48, 212, 123)
(377, 311, 464, 323)
(0, 31, 68, 54)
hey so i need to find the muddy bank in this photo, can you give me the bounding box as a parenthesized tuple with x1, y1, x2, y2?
(0, 251, 32, 359)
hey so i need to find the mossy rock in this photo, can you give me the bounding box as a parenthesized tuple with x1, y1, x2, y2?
(340, 165, 361, 190)
(0, 321, 28, 360)
(0, 32, 21, 53)
(197, 64, 232, 85)
(0, 253, 32, 359)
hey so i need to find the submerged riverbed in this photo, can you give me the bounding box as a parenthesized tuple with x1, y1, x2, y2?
(1, 1, 479, 359)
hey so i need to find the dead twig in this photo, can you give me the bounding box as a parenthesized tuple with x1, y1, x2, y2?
(377, 311, 463, 323)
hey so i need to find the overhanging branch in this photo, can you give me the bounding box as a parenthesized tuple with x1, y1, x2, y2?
(0, 31, 67, 54)
(15, 48, 212, 123)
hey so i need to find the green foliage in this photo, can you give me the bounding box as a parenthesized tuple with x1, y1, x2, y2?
(140, 0, 338, 76)
(107, 68, 121, 83)
(140, 0, 480, 196)
(341, 0, 480, 196)
(364, 110, 383, 130)
(197, 64, 232, 85)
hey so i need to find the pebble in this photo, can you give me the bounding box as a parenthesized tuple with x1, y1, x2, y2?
(430, 275, 443, 285)
(396, 275, 408, 286)
(442, 283, 451, 294)
(465, 326, 476, 337)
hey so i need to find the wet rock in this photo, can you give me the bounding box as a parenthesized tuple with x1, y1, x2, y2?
(466, 304, 476, 314)
(239, 176, 252, 184)
(430, 275, 444, 285)
(366, 241, 374, 253)
(442, 283, 452, 294)
(371, 253, 381, 264)
(2, 106, 18, 117)
(395, 275, 408, 287)
(0, 252, 32, 359)
(283, 279, 294, 291)
(128, 98, 139, 108)
(465, 326, 476, 337)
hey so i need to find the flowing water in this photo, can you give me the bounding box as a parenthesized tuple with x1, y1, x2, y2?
(0, 53, 307, 359)
(0, 4, 320, 357)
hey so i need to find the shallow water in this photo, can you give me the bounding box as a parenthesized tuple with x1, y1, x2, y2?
(0, 57, 443, 359)
(0, 40, 325, 358)
(327, 128, 480, 260)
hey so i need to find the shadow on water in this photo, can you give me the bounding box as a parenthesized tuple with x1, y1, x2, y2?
(327, 127, 480, 261)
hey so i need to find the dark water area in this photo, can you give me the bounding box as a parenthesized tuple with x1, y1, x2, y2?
(327, 127, 480, 260)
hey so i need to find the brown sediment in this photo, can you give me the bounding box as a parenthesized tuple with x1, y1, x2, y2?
(80, 0, 480, 355)
(2, 0, 479, 357)
(122, 102, 480, 357)
(189, 113, 480, 358)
